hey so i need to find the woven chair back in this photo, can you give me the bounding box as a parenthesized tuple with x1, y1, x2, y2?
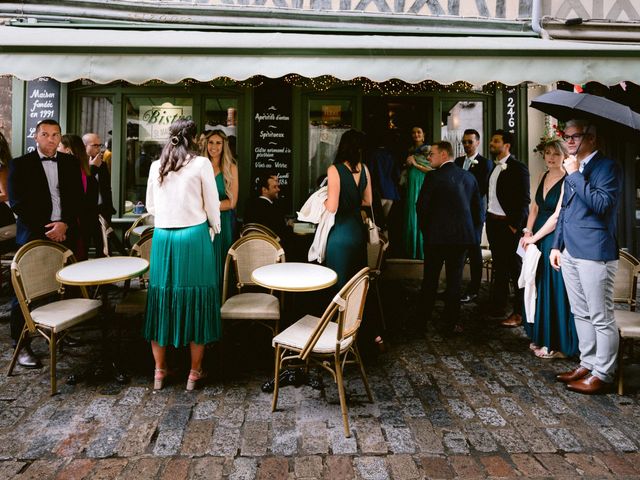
(131, 229, 154, 282)
(615, 250, 640, 310)
(228, 234, 285, 288)
(337, 267, 370, 340)
(12, 241, 73, 303)
(240, 223, 280, 242)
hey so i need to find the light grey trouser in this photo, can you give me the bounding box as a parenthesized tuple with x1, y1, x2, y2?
(560, 249, 618, 382)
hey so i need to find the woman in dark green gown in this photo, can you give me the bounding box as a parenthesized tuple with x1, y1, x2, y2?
(521, 139, 578, 358)
(324, 130, 373, 290)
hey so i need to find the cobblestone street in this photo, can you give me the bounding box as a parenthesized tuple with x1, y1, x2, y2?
(1, 279, 640, 479)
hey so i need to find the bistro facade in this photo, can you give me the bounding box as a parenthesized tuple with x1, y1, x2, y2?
(1, 0, 640, 250)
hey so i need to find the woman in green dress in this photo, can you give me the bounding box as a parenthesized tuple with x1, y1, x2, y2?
(520, 139, 578, 359)
(403, 126, 432, 259)
(324, 129, 373, 290)
(202, 130, 239, 287)
(144, 119, 221, 391)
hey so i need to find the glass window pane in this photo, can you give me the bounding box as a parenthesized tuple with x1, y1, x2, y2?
(308, 98, 352, 191)
(124, 97, 193, 213)
(441, 100, 484, 158)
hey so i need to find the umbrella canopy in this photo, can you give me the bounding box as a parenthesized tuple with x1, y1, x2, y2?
(530, 90, 640, 135)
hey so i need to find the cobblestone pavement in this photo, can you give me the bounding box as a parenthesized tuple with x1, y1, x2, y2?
(1, 279, 640, 479)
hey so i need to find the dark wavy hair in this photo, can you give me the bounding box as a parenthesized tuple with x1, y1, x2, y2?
(60, 134, 90, 175)
(158, 119, 198, 184)
(333, 129, 365, 173)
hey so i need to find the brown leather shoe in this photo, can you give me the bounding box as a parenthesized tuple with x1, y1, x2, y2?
(566, 374, 612, 395)
(500, 313, 522, 328)
(556, 366, 590, 384)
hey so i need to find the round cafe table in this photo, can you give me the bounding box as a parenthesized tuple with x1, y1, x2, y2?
(56, 256, 149, 287)
(252, 262, 337, 392)
(251, 262, 337, 292)
(56, 256, 150, 384)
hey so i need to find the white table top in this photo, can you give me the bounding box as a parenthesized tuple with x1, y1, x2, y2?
(251, 262, 337, 292)
(56, 256, 149, 286)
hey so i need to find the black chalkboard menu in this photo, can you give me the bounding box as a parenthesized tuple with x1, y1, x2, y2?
(25, 77, 61, 153)
(251, 79, 293, 211)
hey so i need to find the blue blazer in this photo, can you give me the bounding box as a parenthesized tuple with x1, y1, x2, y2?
(9, 151, 83, 247)
(552, 152, 621, 262)
(454, 153, 493, 198)
(416, 162, 481, 246)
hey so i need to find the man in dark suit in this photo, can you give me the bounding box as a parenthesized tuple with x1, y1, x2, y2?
(9, 119, 83, 368)
(244, 172, 288, 240)
(83, 132, 115, 223)
(454, 128, 493, 303)
(551, 120, 621, 395)
(485, 129, 530, 327)
(416, 141, 481, 333)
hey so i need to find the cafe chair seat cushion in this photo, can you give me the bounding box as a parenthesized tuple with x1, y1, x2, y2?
(221, 292, 279, 320)
(31, 298, 102, 332)
(273, 314, 354, 354)
(615, 309, 640, 338)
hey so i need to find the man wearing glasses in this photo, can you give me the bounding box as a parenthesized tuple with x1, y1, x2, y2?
(83, 133, 115, 225)
(454, 129, 493, 303)
(551, 119, 621, 395)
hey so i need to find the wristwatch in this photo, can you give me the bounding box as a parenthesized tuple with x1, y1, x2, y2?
(522, 227, 532, 234)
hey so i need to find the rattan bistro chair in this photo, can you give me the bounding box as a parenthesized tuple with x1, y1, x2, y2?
(367, 233, 389, 330)
(220, 234, 285, 335)
(613, 250, 640, 395)
(115, 228, 154, 317)
(124, 213, 155, 251)
(7, 241, 102, 395)
(271, 267, 373, 437)
(240, 222, 281, 243)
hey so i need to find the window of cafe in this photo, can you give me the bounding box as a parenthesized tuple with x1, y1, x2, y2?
(307, 98, 354, 191)
(124, 96, 194, 212)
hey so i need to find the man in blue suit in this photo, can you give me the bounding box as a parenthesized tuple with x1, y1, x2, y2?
(454, 128, 493, 303)
(551, 119, 622, 395)
(416, 141, 481, 333)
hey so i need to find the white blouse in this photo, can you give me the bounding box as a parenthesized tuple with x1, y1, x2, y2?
(146, 155, 221, 232)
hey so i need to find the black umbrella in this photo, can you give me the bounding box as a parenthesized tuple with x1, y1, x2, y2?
(530, 90, 640, 135)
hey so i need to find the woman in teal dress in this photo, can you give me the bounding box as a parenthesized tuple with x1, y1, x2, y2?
(144, 119, 221, 391)
(521, 139, 578, 359)
(203, 129, 238, 287)
(325, 129, 373, 290)
(403, 126, 432, 259)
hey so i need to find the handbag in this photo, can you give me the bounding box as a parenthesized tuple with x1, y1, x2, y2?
(362, 168, 380, 245)
(364, 208, 380, 245)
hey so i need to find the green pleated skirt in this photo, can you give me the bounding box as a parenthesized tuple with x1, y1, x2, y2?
(143, 221, 221, 347)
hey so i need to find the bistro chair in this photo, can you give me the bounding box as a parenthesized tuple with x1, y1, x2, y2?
(220, 234, 285, 335)
(480, 225, 493, 283)
(7, 240, 102, 395)
(115, 228, 154, 318)
(271, 267, 373, 437)
(124, 213, 155, 251)
(98, 214, 116, 257)
(240, 222, 281, 243)
(613, 249, 640, 395)
(366, 233, 389, 330)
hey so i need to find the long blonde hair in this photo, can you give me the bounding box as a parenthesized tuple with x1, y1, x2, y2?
(202, 129, 237, 204)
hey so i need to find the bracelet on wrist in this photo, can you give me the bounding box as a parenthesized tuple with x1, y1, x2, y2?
(522, 227, 532, 234)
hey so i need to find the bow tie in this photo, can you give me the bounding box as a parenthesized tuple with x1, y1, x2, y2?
(41, 156, 57, 162)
